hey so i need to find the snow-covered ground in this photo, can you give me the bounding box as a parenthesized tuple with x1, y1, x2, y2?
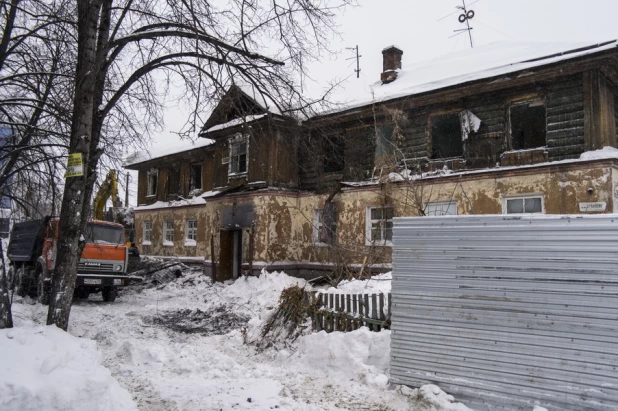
(5, 269, 471, 411)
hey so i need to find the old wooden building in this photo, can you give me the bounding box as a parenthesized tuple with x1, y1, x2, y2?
(126, 40, 618, 280)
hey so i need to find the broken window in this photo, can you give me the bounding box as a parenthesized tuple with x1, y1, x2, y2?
(323, 133, 345, 173)
(430, 113, 463, 159)
(375, 125, 394, 158)
(504, 195, 543, 214)
(425, 201, 457, 216)
(224, 133, 249, 176)
(190, 163, 202, 191)
(168, 166, 180, 196)
(185, 219, 197, 245)
(163, 220, 174, 245)
(143, 221, 152, 245)
(509, 100, 546, 150)
(313, 203, 337, 245)
(366, 206, 394, 245)
(146, 169, 158, 197)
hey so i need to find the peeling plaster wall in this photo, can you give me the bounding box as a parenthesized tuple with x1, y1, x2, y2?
(135, 163, 617, 269)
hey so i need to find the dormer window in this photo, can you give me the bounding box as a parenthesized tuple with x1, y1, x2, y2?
(224, 133, 248, 176)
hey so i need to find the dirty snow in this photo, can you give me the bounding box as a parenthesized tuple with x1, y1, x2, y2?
(7, 268, 471, 411)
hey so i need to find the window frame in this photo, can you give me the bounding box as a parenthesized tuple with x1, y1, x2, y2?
(142, 220, 152, 245)
(162, 220, 174, 246)
(189, 163, 202, 191)
(502, 194, 545, 215)
(429, 111, 464, 160)
(365, 206, 394, 246)
(146, 169, 158, 198)
(312, 208, 337, 247)
(507, 97, 547, 151)
(425, 201, 458, 216)
(227, 133, 249, 178)
(185, 219, 198, 246)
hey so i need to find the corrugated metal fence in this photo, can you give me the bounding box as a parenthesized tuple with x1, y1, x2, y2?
(390, 215, 618, 410)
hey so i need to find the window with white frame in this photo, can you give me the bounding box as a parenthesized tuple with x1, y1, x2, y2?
(147, 169, 158, 197)
(366, 206, 394, 246)
(185, 219, 197, 246)
(503, 195, 544, 214)
(142, 221, 152, 245)
(313, 207, 337, 246)
(163, 220, 174, 246)
(224, 133, 248, 176)
(425, 201, 457, 216)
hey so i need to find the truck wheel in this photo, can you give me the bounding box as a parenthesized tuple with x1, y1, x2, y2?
(102, 287, 117, 302)
(16, 268, 31, 298)
(37, 266, 50, 305)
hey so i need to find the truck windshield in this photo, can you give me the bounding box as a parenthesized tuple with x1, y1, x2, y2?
(84, 223, 124, 245)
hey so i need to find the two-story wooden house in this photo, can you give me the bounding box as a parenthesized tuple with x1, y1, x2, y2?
(126, 40, 618, 280)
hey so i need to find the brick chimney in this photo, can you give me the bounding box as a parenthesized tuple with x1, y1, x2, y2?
(381, 46, 403, 84)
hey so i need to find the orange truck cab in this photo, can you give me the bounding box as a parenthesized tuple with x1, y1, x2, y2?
(8, 216, 138, 303)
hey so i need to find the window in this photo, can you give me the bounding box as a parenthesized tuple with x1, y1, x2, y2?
(146, 169, 158, 197)
(0, 218, 9, 238)
(143, 221, 152, 245)
(189, 164, 202, 191)
(375, 125, 394, 158)
(185, 219, 197, 246)
(425, 201, 457, 216)
(226, 134, 248, 175)
(503, 195, 544, 214)
(509, 100, 546, 150)
(366, 206, 394, 246)
(323, 133, 345, 173)
(163, 221, 174, 246)
(430, 113, 463, 159)
(313, 205, 337, 246)
(168, 167, 180, 197)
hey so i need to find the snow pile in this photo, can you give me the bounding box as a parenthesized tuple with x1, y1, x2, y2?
(288, 327, 391, 387)
(220, 269, 309, 314)
(321, 272, 392, 294)
(0, 324, 137, 411)
(399, 384, 473, 411)
(579, 146, 618, 160)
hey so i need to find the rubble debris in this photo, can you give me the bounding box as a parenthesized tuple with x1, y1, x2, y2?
(149, 306, 251, 335)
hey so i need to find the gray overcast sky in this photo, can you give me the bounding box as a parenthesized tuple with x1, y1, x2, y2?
(126, 0, 618, 205)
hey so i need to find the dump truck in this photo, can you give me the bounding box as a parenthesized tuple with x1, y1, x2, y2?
(7, 216, 134, 303)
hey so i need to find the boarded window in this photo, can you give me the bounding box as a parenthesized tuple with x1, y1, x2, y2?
(510, 101, 546, 150)
(323, 134, 345, 173)
(190, 163, 202, 190)
(431, 114, 463, 159)
(313, 205, 337, 245)
(168, 167, 180, 196)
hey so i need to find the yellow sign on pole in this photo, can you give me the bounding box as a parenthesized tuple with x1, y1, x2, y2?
(65, 153, 84, 178)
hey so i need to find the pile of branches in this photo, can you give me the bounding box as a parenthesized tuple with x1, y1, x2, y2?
(255, 286, 317, 351)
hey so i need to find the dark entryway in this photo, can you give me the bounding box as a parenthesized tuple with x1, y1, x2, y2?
(218, 230, 242, 281)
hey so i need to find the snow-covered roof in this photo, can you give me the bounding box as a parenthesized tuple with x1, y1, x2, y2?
(124, 137, 214, 167)
(235, 82, 282, 115)
(317, 40, 618, 117)
(203, 114, 268, 134)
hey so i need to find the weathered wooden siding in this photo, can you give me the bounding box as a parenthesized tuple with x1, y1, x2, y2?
(463, 94, 505, 168)
(615, 93, 618, 142)
(546, 74, 585, 160)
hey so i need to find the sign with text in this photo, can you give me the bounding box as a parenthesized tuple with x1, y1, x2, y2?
(65, 153, 84, 178)
(579, 202, 606, 213)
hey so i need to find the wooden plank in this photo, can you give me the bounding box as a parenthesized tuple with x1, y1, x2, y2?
(378, 294, 385, 320)
(346, 294, 351, 315)
(371, 294, 378, 320)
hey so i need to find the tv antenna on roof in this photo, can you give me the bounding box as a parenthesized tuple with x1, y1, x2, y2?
(346, 45, 362, 78)
(439, 0, 478, 48)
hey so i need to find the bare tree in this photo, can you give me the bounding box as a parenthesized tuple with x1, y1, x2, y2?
(47, 0, 354, 330)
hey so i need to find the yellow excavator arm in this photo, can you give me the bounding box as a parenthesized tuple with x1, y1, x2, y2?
(93, 170, 120, 220)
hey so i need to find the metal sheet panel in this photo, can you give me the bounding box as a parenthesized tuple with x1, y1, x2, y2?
(390, 214, 618, 410)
